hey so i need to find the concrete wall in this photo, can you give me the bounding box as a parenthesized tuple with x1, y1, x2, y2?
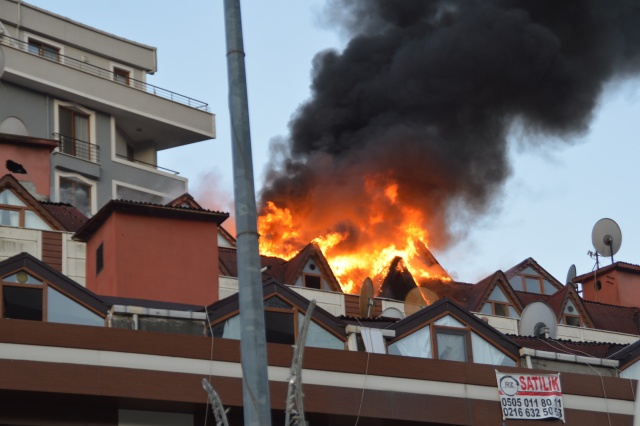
(0, 82, 49, 138)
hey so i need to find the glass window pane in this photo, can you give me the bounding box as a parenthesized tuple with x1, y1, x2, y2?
(565, 316, 581, 327)
(47, 287, 104, 327)
(508, 277, 523, 291)
(297, 313, 343, 350)
(0, 189, 26, 206)
(525, 277, 542, 293)
(3, 271, 42, 285)
(522, 267, 538, 276)
(488, 286, 508, 302)
(263, 296, 292, 309)
(24, 211, 52, 231)
(388, 326, 432, 358)
(60, 177, 92, 217)
(543, 280, 557, 294)
(480, 303, 493, 314)
(264, 311, 295, 345)
(471, 331, 516, 366)
(0, 209, 19, 226)
(434, 315, 465, 328)
(211, 315, 241, 339)
(436, 330, 468, 362)
(494, 303, 507, 317)
(3, 286, 43, 321)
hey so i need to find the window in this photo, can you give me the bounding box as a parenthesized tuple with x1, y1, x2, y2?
(59, 107, 91, 160)
(562, 300, 582, 327)
(210, 295, 344, 349)
(303, 274, 322, 289)
(509, 267, 557, 294)
(96, 243, 104, 275)
(59, 176, 92, 217)
(479, 286, 520, 319)
(1, 270, 104, 326)
(388, 314, 516, 366)
(0, 189, 52, 230)
(113, 68, 131, 85)
(28, 38, 59, 61)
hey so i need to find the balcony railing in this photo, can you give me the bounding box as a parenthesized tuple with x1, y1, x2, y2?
(0, 34, 210, 112)
(53, 133, 100, 163)
(115, 154, 179, 175)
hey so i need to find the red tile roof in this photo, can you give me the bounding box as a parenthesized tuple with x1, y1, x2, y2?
(40, 202, 88, 232)
(511, 335, 626, 359)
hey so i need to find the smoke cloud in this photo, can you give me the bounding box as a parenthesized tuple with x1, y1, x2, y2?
(260, 0, 640, 251)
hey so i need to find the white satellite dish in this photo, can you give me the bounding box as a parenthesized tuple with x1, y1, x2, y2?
(380, 307, 405, 319)
(592, 218, 622, 264)
(519, 302, 557, 339)
(359, 277, 375, 319)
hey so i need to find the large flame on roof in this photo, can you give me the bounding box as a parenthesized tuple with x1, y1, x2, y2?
(258, 174, 450, 294)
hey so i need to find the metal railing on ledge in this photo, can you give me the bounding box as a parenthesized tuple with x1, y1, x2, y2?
(115, 154, 179, 175)
(0, 34, 210, 112)
(53, 133, 100, 163)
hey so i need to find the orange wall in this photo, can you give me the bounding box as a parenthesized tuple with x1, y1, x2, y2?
(582, 269, 640, 307)
(86, 212, 219, 306)
(0, 143, 52, 197)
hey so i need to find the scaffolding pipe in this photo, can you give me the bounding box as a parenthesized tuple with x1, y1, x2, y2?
(223, 1, 272, 424)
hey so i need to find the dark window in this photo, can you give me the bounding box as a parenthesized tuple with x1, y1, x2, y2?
(565, 316, 581, 327)
(28, 39, 59, 61)
(304, 274, 322, 289)
(113, 68, 130, 85)
(59, 107, 91, 160)
(264, 311, 295, 345)
(96, 243, 104, 275)
(3, 286, 43, 321)
(493, 303, 507, 317)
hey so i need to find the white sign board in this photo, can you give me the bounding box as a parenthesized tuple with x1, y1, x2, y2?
(496, 371, 565, 422)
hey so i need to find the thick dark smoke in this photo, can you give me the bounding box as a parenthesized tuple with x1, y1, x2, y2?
(260, 0, 640, 250)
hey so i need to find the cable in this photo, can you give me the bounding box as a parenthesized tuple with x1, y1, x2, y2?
(354, 319, 371, 426)
(204, 306, 215, 425)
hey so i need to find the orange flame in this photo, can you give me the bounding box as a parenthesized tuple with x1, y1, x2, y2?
(258, 174, 451, 294)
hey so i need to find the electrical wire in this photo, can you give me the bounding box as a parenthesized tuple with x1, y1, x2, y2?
(204, 307, 215, 425)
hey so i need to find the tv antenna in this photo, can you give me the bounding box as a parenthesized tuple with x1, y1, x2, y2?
(519, 301, 557, 339)
(591, 218, 622, 267)
(566, 264, 577, 291)
(359, 277, 375, 318)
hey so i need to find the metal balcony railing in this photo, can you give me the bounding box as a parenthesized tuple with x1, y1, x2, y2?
(0, 34, 210, 112)
(53, 133, 100, 163)
(115, 154, 179, 175)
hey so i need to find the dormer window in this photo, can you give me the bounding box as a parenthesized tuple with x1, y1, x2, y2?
(562, 300, 582, 327)
(509, 267, 557, 294)
(0, 189, 52, 230)
(479, 286, 520, 319)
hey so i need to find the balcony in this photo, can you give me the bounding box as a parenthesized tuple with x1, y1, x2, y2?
(1, 35, 209, 112)
(0, 35, 215, 150)
(53, 133, 100, 163)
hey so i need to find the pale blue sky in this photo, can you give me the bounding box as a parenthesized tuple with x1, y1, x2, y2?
(25, 1, 640, 284)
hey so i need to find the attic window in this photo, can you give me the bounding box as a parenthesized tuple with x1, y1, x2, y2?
(303, 274, 322, 289)
(509, 268, 557, 294)
(562, 300, 582, 327)
(0, 189, 52, 231)
(388, 314, 516, 366)
(479, 286, 519, 319)
(1, 271, 104, 326)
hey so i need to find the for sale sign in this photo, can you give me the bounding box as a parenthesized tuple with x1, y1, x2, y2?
(496, 371, 565, 422)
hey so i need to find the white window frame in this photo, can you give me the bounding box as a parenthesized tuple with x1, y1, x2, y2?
(22, 32, 64, 61)
(53, 100, 97, 157)
(55, 172, 98, 216)
(109, 62, 135, 87)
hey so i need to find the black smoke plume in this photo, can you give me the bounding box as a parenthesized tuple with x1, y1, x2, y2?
(260, 0, 640, 252)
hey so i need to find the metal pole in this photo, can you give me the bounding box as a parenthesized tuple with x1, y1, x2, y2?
(223, 1, 272, 424)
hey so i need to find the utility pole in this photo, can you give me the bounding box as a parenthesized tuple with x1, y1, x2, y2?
(223, 1, 272, 424)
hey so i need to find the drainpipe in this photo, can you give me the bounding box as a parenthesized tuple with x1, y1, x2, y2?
(223, 1, 271, 425)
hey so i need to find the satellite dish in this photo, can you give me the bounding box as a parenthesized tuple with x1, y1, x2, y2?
(592, 218, 622, 263)
(404, 286, 438, 316)
(519, 302, 557, 339)
(359, 277, 375, 318)
(566, 264, 576, 287)
(380, 307, 405, 319)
